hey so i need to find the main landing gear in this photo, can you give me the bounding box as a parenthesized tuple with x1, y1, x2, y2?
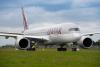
(57, 42, 80, 51)
(27, 47, 36, 51)
(57, 48, 67, 51)
(57, 44, 67, 51)
(27, 41, 37, 51)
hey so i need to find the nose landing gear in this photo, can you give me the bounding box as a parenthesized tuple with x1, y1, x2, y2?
(72, 42, 79, 51)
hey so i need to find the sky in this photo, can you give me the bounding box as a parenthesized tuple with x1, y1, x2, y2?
(0, 0, 100, 46)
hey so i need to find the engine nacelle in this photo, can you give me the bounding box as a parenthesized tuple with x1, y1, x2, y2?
(19, 38, 31, 49)
(16, 37, 32, 50)
(77, 36, 93, 48)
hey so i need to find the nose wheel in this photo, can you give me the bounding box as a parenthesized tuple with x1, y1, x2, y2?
(72, 42, 79, 51)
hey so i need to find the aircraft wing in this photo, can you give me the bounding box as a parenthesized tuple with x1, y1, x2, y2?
(82, 32, 100, 36)
(0, 32, 49, 42)
(0, 32, 22, 39)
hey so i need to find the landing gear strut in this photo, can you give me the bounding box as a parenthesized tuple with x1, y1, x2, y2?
(27, 41, 37, 51)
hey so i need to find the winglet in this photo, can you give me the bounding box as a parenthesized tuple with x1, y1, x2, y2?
(21, 7, 28, 32)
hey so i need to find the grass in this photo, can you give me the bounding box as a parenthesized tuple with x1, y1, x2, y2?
(0, 48, 100, 67)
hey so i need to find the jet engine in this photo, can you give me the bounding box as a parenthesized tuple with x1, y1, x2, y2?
(16, 37, 33, 50)
(77, 36, 93, 48)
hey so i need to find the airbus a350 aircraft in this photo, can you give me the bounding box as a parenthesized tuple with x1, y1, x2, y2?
(0, 8, 100, 51)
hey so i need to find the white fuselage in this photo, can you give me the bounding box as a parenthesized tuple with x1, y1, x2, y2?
(24, 23, 81, 44)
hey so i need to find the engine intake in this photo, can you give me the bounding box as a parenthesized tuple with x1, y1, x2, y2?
(18, 38, 31, 49)
(19, 38, 29, 48)
(77, 36, 93, 48)
(83, 38, 93, 47)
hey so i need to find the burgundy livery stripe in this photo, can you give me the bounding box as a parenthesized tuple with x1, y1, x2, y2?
(21, 8, 28, 30)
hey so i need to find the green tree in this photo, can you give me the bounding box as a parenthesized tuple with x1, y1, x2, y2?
(95, 39, 100, 48)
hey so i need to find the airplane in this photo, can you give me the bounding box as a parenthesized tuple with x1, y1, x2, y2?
(0, 8, 100, 51)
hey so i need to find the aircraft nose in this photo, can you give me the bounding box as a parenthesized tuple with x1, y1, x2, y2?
(73, 33, 81, 40)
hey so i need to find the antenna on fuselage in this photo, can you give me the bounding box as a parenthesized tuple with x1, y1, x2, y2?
(21, 7, 29, 33)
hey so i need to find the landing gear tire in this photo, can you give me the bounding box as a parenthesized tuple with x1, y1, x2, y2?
(27, 48, 36, 51)
(57, 48, 67, 51)
(72, 48, 79, 51)
(72, 48, 77, 51)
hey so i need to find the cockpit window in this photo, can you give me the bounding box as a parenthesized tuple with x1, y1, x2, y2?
(69, 28, 80, 31)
